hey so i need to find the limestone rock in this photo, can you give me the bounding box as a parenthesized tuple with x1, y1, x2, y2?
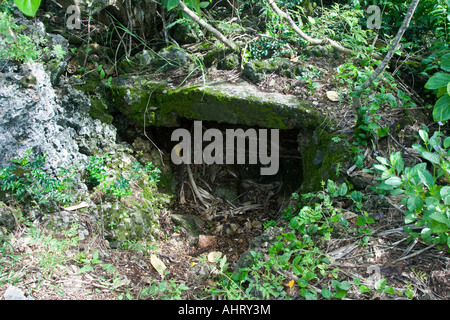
(3, 285, 34, 300)
(111, 78, 322, 129)
(171, 214, 206, 245)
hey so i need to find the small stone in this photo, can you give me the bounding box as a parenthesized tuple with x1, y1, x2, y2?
(3, 285, 34, 300)
(207, 251, 223, 263)
(251, 220, 263, 229)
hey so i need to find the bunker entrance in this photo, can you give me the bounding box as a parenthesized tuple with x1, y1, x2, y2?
(117, 118, 304, 262)
(148, 119, 303, 204)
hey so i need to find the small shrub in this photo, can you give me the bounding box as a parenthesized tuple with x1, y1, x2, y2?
(372, 127, 450, 249)
(0, 149, 76, 207)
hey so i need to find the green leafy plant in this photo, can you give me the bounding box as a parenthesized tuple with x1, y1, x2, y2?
(140, 276, 189, 300)
(77, 249, 103, 274)
(51, 44, 67, 61)
(0, 11, 41, 62)
(85, 154, 110, 188)
(263, 219, 276, 230)
(425, 52, 450, 122)
(210, 181, 355, 300)
(162, 0, 211, 15)
(85, 155, 161, 200)
(0, 149, 76, 207)
(372, 127, 450, 249)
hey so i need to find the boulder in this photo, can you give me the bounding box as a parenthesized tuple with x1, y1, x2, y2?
(3, 285, 34, 300)
(110, 78, 322, 130)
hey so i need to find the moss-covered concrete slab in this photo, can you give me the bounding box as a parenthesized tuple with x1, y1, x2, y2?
(110, 77, 323, 130)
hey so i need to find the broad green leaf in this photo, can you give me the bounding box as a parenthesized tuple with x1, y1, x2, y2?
(433, 93, 450, 122)
(373, 164, 387, 172)
(302, 289, 317, 300)
(378, 126, 389, 138)
(447, 82, 450, 96)
(327, 179, 337, 193)
(407, 196, 423, 212)
(289, 216, 300, 230)
(429, 212, 450, 227)
(421, 227, 432, 240)
(418, 129, 429, 143)
(390, 151, 404, 173)
(421, 151, 441, 165)
(384, 286, 396, 295)
(385, 176, 402, 187)
(337, 281, 352, 291)
(425, 73, 450, 90)
(338, 183, 348, 196)
(441, 53, 450, 72)
(438, 86, 448, 98)
(359, 285, 371, 293)
(410, 163, 428, 177)
(375, 278, 386, 291)
(426, 196, 440, 210)
(412, 143, 427, 154)
(304, 272, 317, 281)
(333, 290, 347, 299)
(14, 0, 41, 17)
(440, 186, 450, 205)
(321, 288, 333, 299)
(405, 288, 414, 299)
(351, 191, 363, 203)
(166, 0, 180, 11)
(376, 156, 389, 166)
(404, 212, 417, 224)
(418, 169, 434, 187)
(298, 277, 308, 288)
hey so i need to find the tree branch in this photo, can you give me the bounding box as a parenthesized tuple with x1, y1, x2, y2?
(352, 0, 421, 110)
(178, 1, 240, 53)
(265, 0, 353, 55)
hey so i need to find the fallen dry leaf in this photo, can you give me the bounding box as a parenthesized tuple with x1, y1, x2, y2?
(150, 254, 166, 276)
(63, 202, 89, 211)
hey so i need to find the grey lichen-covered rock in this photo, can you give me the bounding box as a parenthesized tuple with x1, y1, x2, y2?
(99, 197, 161, 244)
(243, 61, 267, 83)
(218, 54, 239, 70)
(170, 214, 206, 245)
(151, 45, 189, 71)
(0, 62, 85, 175)
(0, 62, 119, 176)
(134, 49, 155, 66)
(3, 285, 34, 300)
